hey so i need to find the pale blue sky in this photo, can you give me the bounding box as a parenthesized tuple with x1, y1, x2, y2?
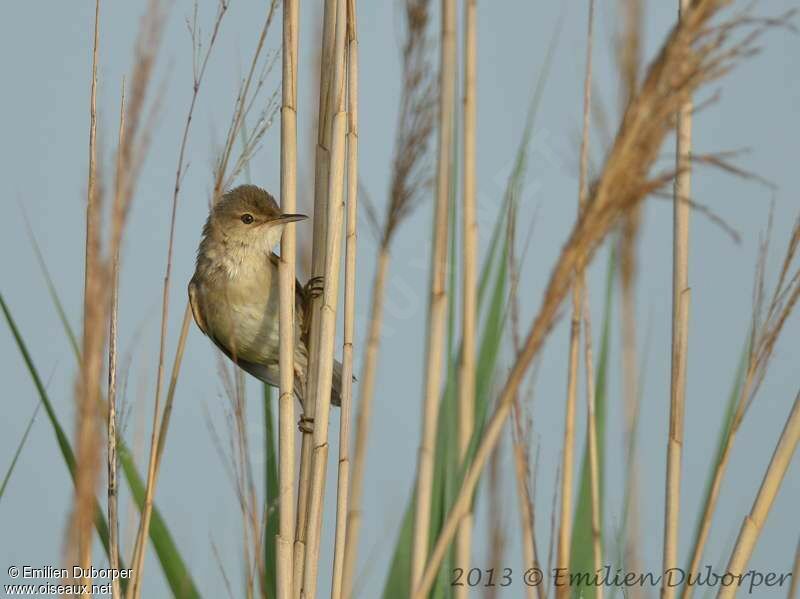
(1, 1, 798, 597)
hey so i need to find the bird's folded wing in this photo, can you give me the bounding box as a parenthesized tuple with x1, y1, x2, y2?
(187, 278, 208, 336)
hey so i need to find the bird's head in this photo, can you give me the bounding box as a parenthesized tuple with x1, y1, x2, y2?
(207, 184, 307, 252)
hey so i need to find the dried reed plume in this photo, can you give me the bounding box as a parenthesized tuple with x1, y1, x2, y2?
(127, 1, 231, 595)
(72, 1, 164, 596)
(412, 2, 783, 595)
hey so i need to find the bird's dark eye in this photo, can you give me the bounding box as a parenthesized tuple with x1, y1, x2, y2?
(241, 213, 254, 224)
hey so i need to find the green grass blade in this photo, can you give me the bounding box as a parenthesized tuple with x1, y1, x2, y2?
(682, 340, 748, 579)
(569, 248, 615, 599)
(117, 443, 201, 598)
(381, 500, 416, 599)
(381, 18, 559, 594)
(1, 292, 114, 564)
(1, 292, 199, 598)
(0, 404, 39, 504)
(23, 214, 81, 359)
(263, 384, 278, 599)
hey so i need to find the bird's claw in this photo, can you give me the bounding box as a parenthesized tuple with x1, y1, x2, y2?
(305, 276, 325, 299)
(298, 415, 315, 434)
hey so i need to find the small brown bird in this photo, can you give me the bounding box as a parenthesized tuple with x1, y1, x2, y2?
(188, 184, 342, 406)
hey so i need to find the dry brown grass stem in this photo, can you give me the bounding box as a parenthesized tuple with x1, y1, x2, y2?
(682, 212, 800, 599)
(556, 2, 595, 594)
(716, 390, 800, 599)
(331, 5, 358, 598)
(455, 0, 477, 593)
(74, 0, 163, 592)
(278, 0, 300, 597)
(556, 256, 580, 599)
(344, 2, 434, 591)
(582, 294, 603, 599)
(411, 0, 455, 588)
(127, 2, 222, 594)
(579, 4, 602, 598)
(71, 1, 102, 592)
(507, 126, 542, 599)
(299, 0, 348, 595)
(412, 3, 774, 595)
(615, 1, 644, 590)
(107, 79, 126, 599)
(213, 0, 278, 200)
(662, 0, 693, 594)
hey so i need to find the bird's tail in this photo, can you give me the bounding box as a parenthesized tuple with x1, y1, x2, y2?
(294, 359, 344, 407)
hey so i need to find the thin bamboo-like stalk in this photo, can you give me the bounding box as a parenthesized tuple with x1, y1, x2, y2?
(107, 79, 126, 599)
(682, 213, 800, 599)
(582, 294, 603, 599)
(331, 5, 358, 597)
(455, 0, 477, 593)
(577, 4, 600, 597)
(277, 0, 300, 596)
(717, 391, 800, 599)
(412, 4, 763, 593)
(507, 97, 541, 599)
(342, 248, 387, 597)
(344, 2, 435, 591)
(294, 0, 341, 588)
(411, 0, 455, 588)
(556, 3, 597, 591)
(616, 2, 644, 590)
(556, 278, 580, 599)
(556, 0, 596, 588)
(662, 1, 693, 596)
(127, 3, 223, 593)
(300, 0, 348, 595)
(72, 2, 102, 593)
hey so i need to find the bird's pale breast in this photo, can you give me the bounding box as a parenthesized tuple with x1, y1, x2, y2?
(199, 250, 283, 365)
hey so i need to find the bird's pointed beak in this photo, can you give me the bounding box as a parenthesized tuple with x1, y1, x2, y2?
(274, 213, 308, 224)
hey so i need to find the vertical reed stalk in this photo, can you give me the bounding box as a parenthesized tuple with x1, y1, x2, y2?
(663, 2, 693, 596)
(717, 391, 800, 599)
(557, 0, 596, 589)
(582, 296, 603, 599)
(72, 2, 102, 593)
(300, 0, 348, 595)
(331, 4, 358, 597)
(342, 249, 387, 597)
(412, 4, 754, 592)
(556, 284, 579, 599)
(616, 1, 643, 588)
(127, 2, 219, 593)
(455, 0, 477, 593)
(344, 2, 434, 591)
(107, 80, 126, 599)
(411, 0, 455, 588)
(682, 212, 800, 599)
(278, 0, 300, 597)
(295, 0, 340, 587)
(578, 3, 600, 596)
